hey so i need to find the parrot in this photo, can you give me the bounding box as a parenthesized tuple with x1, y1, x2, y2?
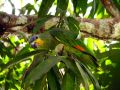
(29, 28, 99, 67)
(29, 31, 58, 50)
(49, 28, 99, 67)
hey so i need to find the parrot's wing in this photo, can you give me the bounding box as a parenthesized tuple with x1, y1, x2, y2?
(50, 28, 99, 67)
(49, 28, 77, 43)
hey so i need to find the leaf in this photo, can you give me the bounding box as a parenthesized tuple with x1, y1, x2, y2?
(88, 0, 98, 18)
(24, 56, 64, 86)
(33, 75, 47, 90)
(75, 60, 89, 90)
(55, 0, 69, 16)
(80, 0, 87, 15)
(22, 53, 47, 80)
(16, 44, 32, 56)
(38, 0, 55, 17)
(62, 70, 75, 90)
(61, 58, 80, 77)
(80, 62, 101, 90)
(47, 69, 61, 90)
(33, 16, 53, 33)
(72, 0, 80, 16)
(112, 0, 120, 10)
(72, 0, 87, 16)
(2, 49, 47, 70)
(66, 16, 80, 38)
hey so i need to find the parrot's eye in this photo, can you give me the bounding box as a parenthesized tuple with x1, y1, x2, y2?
(29, 35, 38, 43)
(35, 36, 38, 39)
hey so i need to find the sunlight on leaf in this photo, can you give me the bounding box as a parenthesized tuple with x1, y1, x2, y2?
(105, 59, 112, 65)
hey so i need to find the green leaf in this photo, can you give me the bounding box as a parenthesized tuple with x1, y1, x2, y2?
(16, 44, 31, 56)
(33, 75, 47, 90)
(78, 61, 101, 90)
(75, 60, 89, 90)
(72, 0, 80, 16)
(2, 49, 47, 70)
(86, 38, 94, 52)
(55, 0, 69, 16)
(33, 16, 53, 33)
(38, 0, 55, 17)
(47, 69, 61, 90)
(79, 61, 101, 90)
(72, 0, 87, 16)
(80, 0, 87, 15)
(61, 58, 80, 77)
(88, 0, 98, 18)
(113, 0, 120, 10)
(24, 56, 64, 86)
(66, 16, 80, 38)
(62, 70, 75, 90)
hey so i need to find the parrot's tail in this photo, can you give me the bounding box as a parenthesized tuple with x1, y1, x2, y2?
(82, 51, 99, 67)
(74, 45, 99, 67)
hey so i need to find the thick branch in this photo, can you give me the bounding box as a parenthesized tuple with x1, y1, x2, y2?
(1, 12, 120, 40)
(100, 0, 120, 17)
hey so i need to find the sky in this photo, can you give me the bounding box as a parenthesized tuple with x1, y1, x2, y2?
(0, 0, 92, 16)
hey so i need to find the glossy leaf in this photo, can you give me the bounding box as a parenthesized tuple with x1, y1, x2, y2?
(88, 0, 98, 18)
(79, 61, 101, 90)
(24, 56, 64, 86)
(33, 16, 53, 33)
(62, 70, 75, 90)
(2, 49, 47, 70)
(72, 0, 87, 16)
(47, 69, 61, 90)
(38, 0, 55, 17)
(66, 16, 80, 38)
(56, 0, 69, 16)
(33, 75, 47, 90)
(75, 60, 89, 90)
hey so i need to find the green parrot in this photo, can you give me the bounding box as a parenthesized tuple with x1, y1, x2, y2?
(30, 28, 98, 67)
(49, 28, 99, 67)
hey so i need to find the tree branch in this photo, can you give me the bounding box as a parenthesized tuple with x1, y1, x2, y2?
(100, 0, 120, 17)
(1, 12, 120, 40)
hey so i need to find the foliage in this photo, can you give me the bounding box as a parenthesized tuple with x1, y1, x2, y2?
(0, 0, 120, 90)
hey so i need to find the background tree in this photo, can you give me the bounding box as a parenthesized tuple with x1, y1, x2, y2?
(0, 0, 120, 90)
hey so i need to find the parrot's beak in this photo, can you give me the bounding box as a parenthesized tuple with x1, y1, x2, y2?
(30, 38, 44, 48)
(34, 38, 44, 46)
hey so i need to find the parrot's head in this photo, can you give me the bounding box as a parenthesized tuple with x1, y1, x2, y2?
(29, 35, 44, 48)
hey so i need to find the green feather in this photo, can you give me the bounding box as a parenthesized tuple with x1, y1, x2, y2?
(50, 28, 98, 67)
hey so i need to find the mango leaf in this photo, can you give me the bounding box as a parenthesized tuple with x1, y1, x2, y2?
(33, 75, 47, 90)
(2, 49, 47, 70)
(15, 44, 31, 56)
(55, 0, 69, 16)
(19, 3, 37, 15)
(72, 0, 87, 16)
(62, 70, 75, 90)
(61, 57, 83, 90)
(33, 16, 53, 33)
(80, 0, 87, 15)
(66, 16, 80, 38)
(22, 53, 47, 80)
(112, 0, 120, 10)
(96, 3, 105, 18)
(61, 58, 80, 77)
(47, 69, 61, 90)
(25, 3, 37, 14)
(80, 62, 101, 90)
(38, 0, 55, 17)
(24, 56, 64, 86)
(75, 60, 89, 90)
(88, 0, 98, 18)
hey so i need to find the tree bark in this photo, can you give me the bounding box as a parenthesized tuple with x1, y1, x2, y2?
(1, 12, 120, 40)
